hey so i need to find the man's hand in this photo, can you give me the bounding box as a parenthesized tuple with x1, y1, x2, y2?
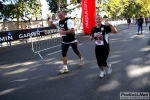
(105, 20, 111, 26)
(89, 36, 93, 41)
(59, 30, 65, 35)
(52, 14, 56, 20)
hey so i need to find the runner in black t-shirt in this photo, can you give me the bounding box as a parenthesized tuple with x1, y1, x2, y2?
(52, 11, 84, 74)
(89, 15, 117, 78)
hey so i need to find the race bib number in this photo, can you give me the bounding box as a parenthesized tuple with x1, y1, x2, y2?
(95, 35, 104, 45)
(60, 28, 66, 36)
(94, 32, 104, 45)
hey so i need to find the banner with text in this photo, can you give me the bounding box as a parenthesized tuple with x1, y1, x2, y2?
(0, 26, 58, 43)
(82, 0, 96, 35)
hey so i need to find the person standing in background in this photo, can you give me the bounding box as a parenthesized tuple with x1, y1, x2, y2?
(145, 17, 148, 27)
(137, 16, 144, 35)
(127, 18, 131, 28)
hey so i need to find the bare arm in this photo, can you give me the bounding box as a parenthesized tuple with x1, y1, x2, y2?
(105, 20, 117, 34)
(110, 25, 117, 34)
(89, 28, 94, 41)
(89, 35, 94, 41)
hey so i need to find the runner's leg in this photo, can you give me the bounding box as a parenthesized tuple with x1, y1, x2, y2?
(62, 43, 70, 65)
(70, 42, 84, 66)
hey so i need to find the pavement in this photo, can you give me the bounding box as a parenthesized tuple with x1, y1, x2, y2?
(0, 24, 150, 100)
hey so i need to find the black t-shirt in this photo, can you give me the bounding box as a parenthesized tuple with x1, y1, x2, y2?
(127, 19, 131, 23)
(138, 18, 144, 25)
(59, 18, 76, 42)
(91, 24, 111, 46)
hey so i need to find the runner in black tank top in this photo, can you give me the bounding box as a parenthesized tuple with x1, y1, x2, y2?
(52, 11, 84, 74)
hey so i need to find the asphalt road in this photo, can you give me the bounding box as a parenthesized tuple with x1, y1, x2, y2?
(0, 24, 150, 100)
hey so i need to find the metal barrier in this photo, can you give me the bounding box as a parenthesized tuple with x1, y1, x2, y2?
(30, 32, 61, 59)
(30, 23, 82, 59)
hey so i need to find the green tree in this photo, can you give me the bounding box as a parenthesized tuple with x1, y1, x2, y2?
(105, 0, 122, 19)
(0, 0, 42, 29)
(96, 0, 108, 15)
(46, 0, 81, 13)
(105, 0, 150, 19)
(122, 0, 141, 18)
(46, 0, 68, 13)
(139, 0, 150, 17)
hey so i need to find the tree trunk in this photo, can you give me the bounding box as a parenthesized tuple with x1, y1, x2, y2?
(58, 0, 60, 11)
(17, 15, 20, 30)
(3, 20, 6, 28)
(17, 0, 20, 30)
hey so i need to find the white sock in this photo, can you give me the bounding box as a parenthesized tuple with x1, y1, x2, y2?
(63, 65, 67, 69)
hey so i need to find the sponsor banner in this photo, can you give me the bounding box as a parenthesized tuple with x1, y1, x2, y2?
(0, 26, 58, 43)
(82, 0, 96, 35)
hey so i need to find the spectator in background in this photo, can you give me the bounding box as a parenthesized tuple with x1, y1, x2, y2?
(49, 14, 56, 26)
(137, 16, 144, 35)
(145, 17, 148, 27)
(21, 25, 24, 30)
(4, 27, 8, 31)
(25, 25, 28, 29)
(127, 18, 131, 28)
(28, 25, 31, 29)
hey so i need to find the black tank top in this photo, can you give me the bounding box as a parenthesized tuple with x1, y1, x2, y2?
(59, 18, 76, 42)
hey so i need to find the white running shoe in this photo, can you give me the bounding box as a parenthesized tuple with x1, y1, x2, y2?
(59, 67, 69, 73)
(99, 70, 106, 78)
(79, 57, 84, 66)
(107, 64, 112, 74)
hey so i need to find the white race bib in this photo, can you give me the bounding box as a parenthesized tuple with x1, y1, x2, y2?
(94, 32, 104, 45)
(60, 28, 66, 36)
(95, 35, 104, 45)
